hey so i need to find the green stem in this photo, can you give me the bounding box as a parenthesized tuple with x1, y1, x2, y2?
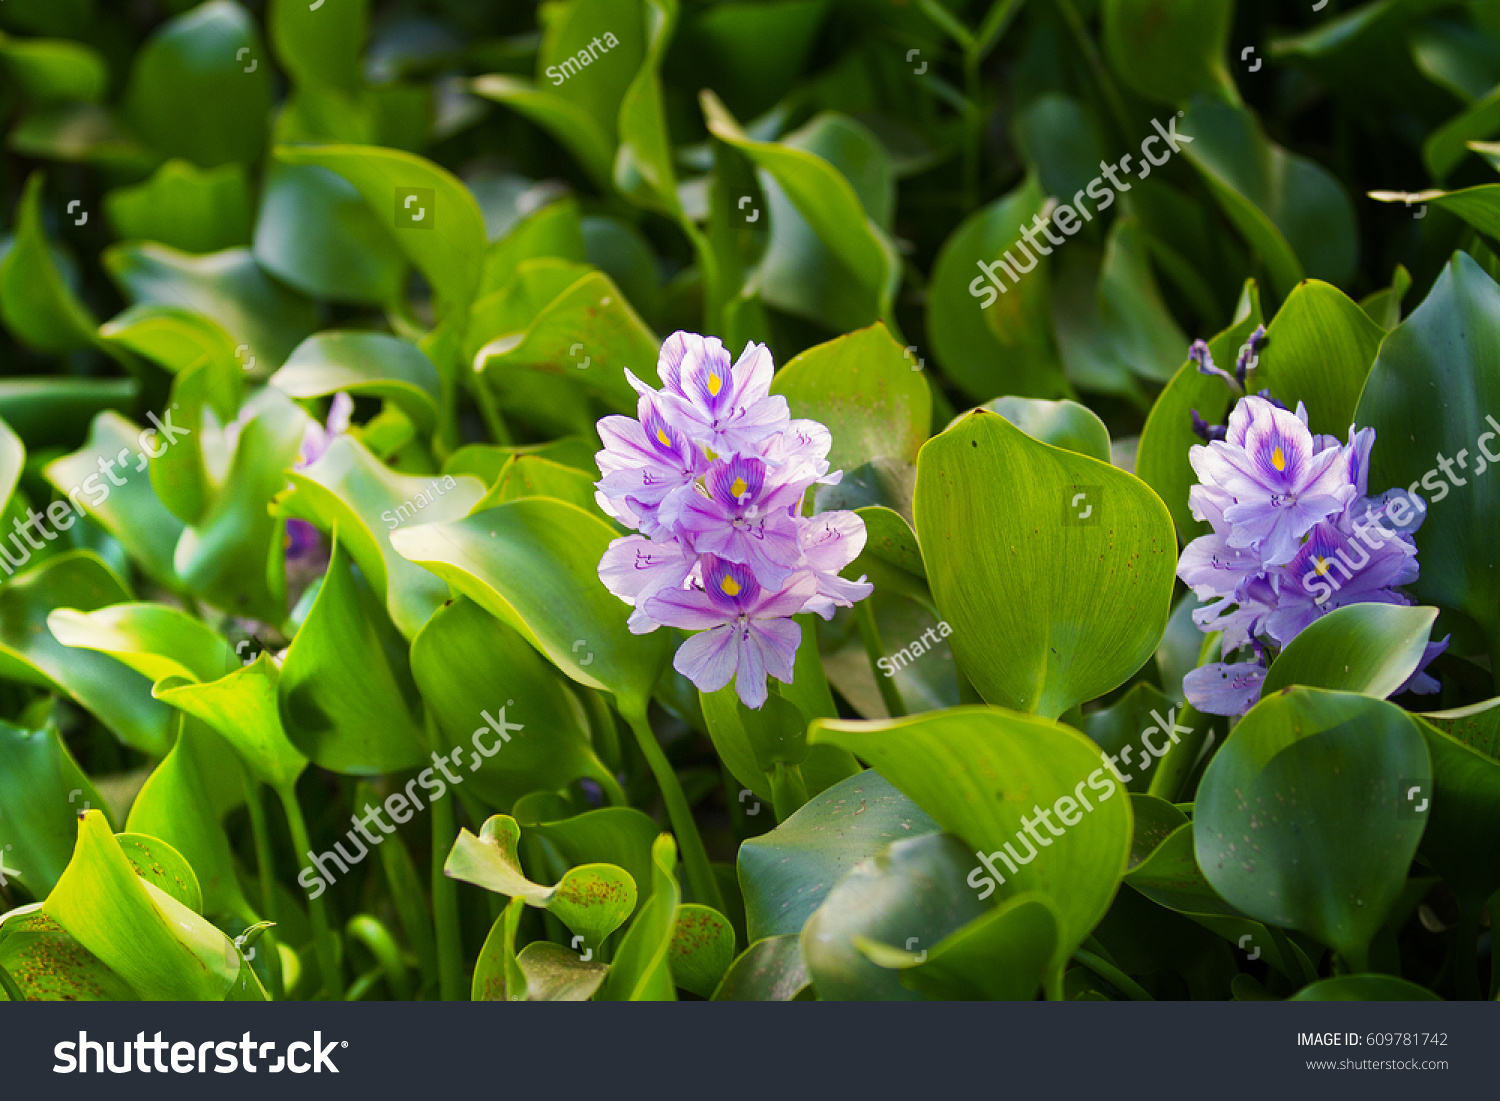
(621, 703, 726, 914)
(0, 961, 25, 1002)
(274, 783, 342, 1000)
(769, 762, 810, 821)
(1146, 704, 1208, 803)
(855, 600, 907, 717)
(430, 791, 466, 1001)
(471, 373, 513, 447)
(345, 914, 413, 1001)
(242, 778, 284, 999)
(1044, 967, 1065, 1001)
(1073, 949, 1154, 1000)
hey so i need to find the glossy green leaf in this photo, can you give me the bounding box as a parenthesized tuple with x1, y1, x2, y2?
(277, 538, 427, 775)
(105, 160, 252, 254)
(738, 770, 938, 942)
(273, 332, 441, 437)
(1355, 252, 1500, 661)
(390, 498, 673, 710)
(0, 553, 173, 755)
(1415, 705, 1500, 907)
(914, 410, 1176, 716)
(410, 596, 617, 809)
(0, 905, 136, 1001)
(769, 322, 930, 470)
(154, 657, 307, 791)
(810, 707, 1134, 973)
(1255, 279, 1383, 438)
(1261, 604, 1439, 698)
(515, 940, 609, 1001)
(669, 903, 735, 997)
(253, 163, 406, 305)
(0, 34, 108, 103)
(1289, 975, 1442, 1001)
(1102, 0, 1235, 105)
(803, 831, 990, 1001)
(122, 0, 270, 168)
(471, 896, 526, 1002)
(981, 396, 1111, 463)
(615, 0, 681, 215)
(0, 721, 107, 897)
(600, 833, 679, 1001)
(469, 75, 615, 193)
(0, 172, 97, 353)
(711, 934, 811, 1001)
(1193, 688, 1430, 967)
(48, 603, 239, 684)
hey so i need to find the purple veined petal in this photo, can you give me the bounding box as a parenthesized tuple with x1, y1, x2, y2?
(597, 534, 695, 605)
(327, 391, 353, 436)
(706, 454, 767, 508)
(628, 605, 666, 634)
(799, 510, 868, 572)
(1184, 660, 1267, 716)
(1177, 532, 1260, 600)
(643, 584, 730, 631)
(746, 615, 801, 691)
(728, 342, 775, 407)
(732, 620, 771, 708)
(656, 333, 696, 395)
(748, 569, 819, 620)
(801, 572, 874, 619)
(673, 623, 741, 694)
(594, 488, 644, 530)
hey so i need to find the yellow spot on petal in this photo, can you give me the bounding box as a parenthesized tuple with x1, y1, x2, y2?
(730, 477, 748, 498)
(1314, 556, 1330, 576)
(708, 372, 723, 396)
(1272, 446, 1286, 471)
(656, 426, 672, 447)
(720, 574, 741, 597)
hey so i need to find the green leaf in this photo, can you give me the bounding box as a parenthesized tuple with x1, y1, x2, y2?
(253, 163, 407, 306)
(0, 905, 136, 1001)
(862, 891, 1060, 1002)
(0, 172, 98, 353)
(1102, 0, 1236, 105)
(122, 0, 271, 168)
(703, 92, 899, 331)
(913, 410, 1176, 717)
(48, 603, 239, 684)
(469, 75, 615, 193)
(124, 723, 251, 918)
(0, 553, 173, 756)
(390, 498, 673, 711)
(669, 903, 735, 997)
(273, 143, 488, 318)
(1289, 975, 1442, 1001)
(275, 436, 484, 638)
(1085, 683, 1180, 795)
(615, 0, 682, 215)
(105, 160, 252, 254)
(273, 332, 441, 438)
(0, 34, 109, 103)
(711, 934, 811, 1001)
(446, 815, 637, 952)
(103, 244, 319, 371)
(1180, 98, 1357, 297)
(410, 596, 617, 809)
(1193, 687, 1430, 967)
(537, 0, 646, 147)
(154, 657, 307, 792)
(1125, 821, 1241, 918)
(600, 833, 679, 1001)
(471, 896, 526, 1001)
(926, 176, 1066, 401)
(1261, 604, 1439, 698)
(981, 396, 1111, 463)
(0, 721, 107, 897)
(1415, 706, 1500, 907)
(769, 322, 931, 470)
(1136, 284, 1263, 542)
(1255, 279, 1384, 438)
(267, 0, 367, 94)
(738, 770, 938, 942)
(515, 941, 609, 1001)
(1355, 252, 1500, 662)
(44, 811, 247, 1000)
(277, 537, 428, 775)
(809, 707, 1134, 974)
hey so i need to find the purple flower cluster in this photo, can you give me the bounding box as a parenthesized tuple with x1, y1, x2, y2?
(1179, 394, 1446, 715)
(595, 332, 873, 708)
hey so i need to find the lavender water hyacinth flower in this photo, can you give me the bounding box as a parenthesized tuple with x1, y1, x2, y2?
(596, 332, 873, 708)
(1178, 393, 1446, 716)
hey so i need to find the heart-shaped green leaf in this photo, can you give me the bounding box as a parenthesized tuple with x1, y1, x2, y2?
(155, 657, 307, 792)
(272, 332, 441, 437)
(1261, 604, 1439, 698)
(1193, 687, 1430, 968)
(0, 721, 108, 898)
(914, 410, 1176, 717)
(48, 603, 240, 684)
(105, 160, 252, 254)
(1254, 279, 1383, 437)
(1101, 0, 1235, 105)
(668, 903, 735, 998)
(0, 172, 97, 353)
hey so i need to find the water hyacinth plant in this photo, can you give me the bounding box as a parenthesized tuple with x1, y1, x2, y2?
(0, 0, 1499, 1018)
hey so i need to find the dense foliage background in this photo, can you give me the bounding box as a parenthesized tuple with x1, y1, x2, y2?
(2, 0, 1500, 1003)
